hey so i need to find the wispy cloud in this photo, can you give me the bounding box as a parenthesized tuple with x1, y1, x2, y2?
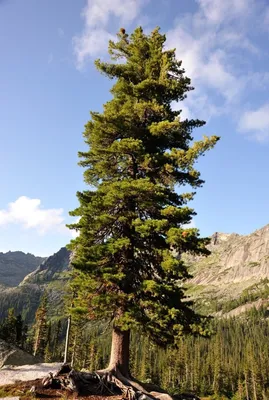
(164, 0, 269, 138)
(73, 0, 269, 142)
(73, 0, 148, 69)
(166, 0, 260, 120)
(238, 104, 269, 142)
(197, 0, 254, 25)
(70, 217, 80, 239)
(0, 196, 66, 235)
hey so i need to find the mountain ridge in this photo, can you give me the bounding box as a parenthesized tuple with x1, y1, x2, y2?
(0, 251, 45, 287)
(2, 223, 269, 322)
(184, 224, 269, 314)
(0, 248, 71, 322)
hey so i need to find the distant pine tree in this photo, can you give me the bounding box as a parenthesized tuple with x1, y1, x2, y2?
(33, 292, 48, 357)
(0, 308, 17, 344)
(52, 319, 63, 360)
(15, 314, 23, 346)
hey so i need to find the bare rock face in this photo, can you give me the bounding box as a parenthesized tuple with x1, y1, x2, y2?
(0, 339, 41, 368)
(0, 251, 45, 287)
(20, 247, 71, 286)
(189, 225, 269, 287)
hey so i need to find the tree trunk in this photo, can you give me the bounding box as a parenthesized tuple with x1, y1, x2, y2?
(33, 322, 41, 357)
(108, 327, 130, 378)
(244, 371, 250, 400)
(64, 315, 71, 364)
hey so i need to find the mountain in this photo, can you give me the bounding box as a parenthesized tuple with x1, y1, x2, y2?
(1, 223, 269, 324)
(0, 251, 45, 287)
(0, 248, 71, 323)
(185, 224, 269, 316)
(20, 247, 71, 286)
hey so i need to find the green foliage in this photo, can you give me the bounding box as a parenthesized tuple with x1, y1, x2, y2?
(0, 285, 43, 324)
(47, 312, 269, 398)
(32, 292, 48, 357)
(129, 315, 269, 398)
(3, 297, 269, 398)
(203, 279, 269, 314)
(0, 308, 28, 348)
(68, 26, 218, 346)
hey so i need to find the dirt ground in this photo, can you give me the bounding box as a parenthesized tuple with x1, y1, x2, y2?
(0, 378, 122, 400)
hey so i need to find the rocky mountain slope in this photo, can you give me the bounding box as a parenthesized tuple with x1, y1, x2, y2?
(1, 223, 269, 323)
(185, 224, 269, 314)
(0, 251, 45, 287)
(0, 248, 71, 323)
(21, 247, 71, 286)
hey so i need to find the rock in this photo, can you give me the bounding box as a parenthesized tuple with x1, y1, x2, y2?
(0, 247, 71, 324)
(189, 226, 269, 286)
(0, 363, 63, 385)
(0, 251, 45, 287)
(0, 339, 41, 368)
(0, 397, 20, 400)
(20, 247, 71, 286)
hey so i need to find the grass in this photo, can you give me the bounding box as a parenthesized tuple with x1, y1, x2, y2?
(0, 386, 31, 398)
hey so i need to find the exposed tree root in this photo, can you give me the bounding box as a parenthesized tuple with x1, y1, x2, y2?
(41, 363, 198, 400)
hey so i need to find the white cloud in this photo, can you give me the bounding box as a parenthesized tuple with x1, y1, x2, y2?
(165, 0, 265, 122)
(238, 104, 269, 141)
(168, 13, 243, 92)
(73, 29, 114, 68)
(197, 0, 253, 25)
(179, 104, 192, 120)
(0, 196, 65, 235)
(72, 0, 269, 141)
(73, 0, 147, 69)
(70, 217, 80, 238)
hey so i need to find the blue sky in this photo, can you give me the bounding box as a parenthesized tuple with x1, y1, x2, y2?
(0, 0, 269, 256)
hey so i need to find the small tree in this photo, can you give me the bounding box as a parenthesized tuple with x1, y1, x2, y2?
(0, 308, 17, 343)
(33, 292, 48, 357)
(68, 27, 218, 394)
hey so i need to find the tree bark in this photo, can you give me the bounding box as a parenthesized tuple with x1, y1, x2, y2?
(64, 315, 71, 364)
(108, 327, 130, 378)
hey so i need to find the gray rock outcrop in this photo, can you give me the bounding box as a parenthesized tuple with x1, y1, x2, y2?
(188, 225, 269, 287)
(0, 251, 45, 287)
(0, 339, 41, 368)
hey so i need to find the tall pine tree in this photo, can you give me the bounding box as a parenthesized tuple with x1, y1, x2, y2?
(68, 27, 218, 387)
(33, 292, 48, 357)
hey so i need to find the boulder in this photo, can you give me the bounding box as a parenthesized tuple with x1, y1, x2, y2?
(0, 339, 41, 368)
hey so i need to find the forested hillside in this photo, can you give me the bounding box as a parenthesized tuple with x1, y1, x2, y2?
(2, 304, 267, 399)
(0, 248, 70, 322)
(67, 309, 269, 399)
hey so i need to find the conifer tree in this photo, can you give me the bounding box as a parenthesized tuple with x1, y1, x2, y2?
(33, 292, 48, 357)
(0, 308, 17, 344)
(68, 26, 218, 391)
(44, 321, 53, 362)
(52, 319, 62, 360)
(15, 314, 23, 347)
